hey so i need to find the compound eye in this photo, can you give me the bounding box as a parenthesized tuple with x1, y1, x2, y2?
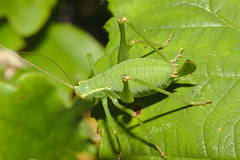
(81, 94, 86, 99)
(78, 81, 83, 85)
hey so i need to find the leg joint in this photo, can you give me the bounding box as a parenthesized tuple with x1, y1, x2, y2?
(118, 17, 127, 23)
(131, 111, 137, 118)
(122, 74, 130, 81)
(112, 129, 118, 137)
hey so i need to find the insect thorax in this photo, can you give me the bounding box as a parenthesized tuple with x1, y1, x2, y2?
(74, 72, 112, 100)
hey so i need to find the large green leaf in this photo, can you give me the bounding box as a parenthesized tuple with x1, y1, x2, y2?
(93, 0, 240, 159)
(0, 0, 57, 36)
(0, 21, 25, 50)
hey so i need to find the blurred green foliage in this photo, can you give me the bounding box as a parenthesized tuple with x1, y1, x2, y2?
(1, 0, 240, 160)
(0, 0, 108, 159)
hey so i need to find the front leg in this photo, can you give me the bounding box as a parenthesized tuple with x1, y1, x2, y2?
(107, 93, 167, 159)
(101, 97, 123, 160)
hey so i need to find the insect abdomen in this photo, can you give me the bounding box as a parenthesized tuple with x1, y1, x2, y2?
(107, 58, 174, 97)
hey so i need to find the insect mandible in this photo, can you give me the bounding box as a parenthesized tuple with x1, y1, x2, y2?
(0, 17, 212, 159)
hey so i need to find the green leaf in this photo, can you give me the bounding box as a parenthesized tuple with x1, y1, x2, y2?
(0, 0, 57, 36)
(0, 21, 25, 50)
(94, 0, 240, 159)
(0, 73, 96, 160)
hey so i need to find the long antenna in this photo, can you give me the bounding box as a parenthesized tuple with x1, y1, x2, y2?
(0, 44, 74, 89)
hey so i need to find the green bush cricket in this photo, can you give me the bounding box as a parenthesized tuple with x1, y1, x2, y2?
(0, 17, 212, 159)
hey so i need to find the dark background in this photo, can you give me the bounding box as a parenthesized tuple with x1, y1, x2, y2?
(56, 0, 110, 46)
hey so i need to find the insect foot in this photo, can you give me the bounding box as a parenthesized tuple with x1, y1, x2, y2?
(171, 47, 183, 65)
(190, 99, 213, 106)
(155, 145, 166, 159)
(131, 112, 167, 159)
(112, 129, 123, 160)
(171, 74, 178, 78)
(163, 33, 174, 48)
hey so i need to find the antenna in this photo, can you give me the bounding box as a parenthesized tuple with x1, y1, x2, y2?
(0, 44, 74, 89)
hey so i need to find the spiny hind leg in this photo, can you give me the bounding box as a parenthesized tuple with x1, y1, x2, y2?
(128, 34, 173, 58)
(107, 93, 167, 159)
(122, 75, 212, 106)
(101, 97, 123, 160)
(128, 33, 173, 50)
